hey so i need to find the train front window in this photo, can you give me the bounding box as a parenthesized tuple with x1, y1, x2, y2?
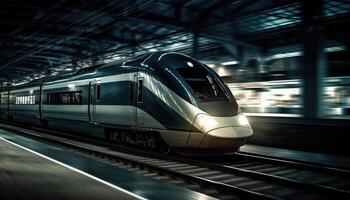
(176, 67, 229, 102)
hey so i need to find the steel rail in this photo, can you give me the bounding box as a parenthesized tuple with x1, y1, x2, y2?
(0, 122, 279, 200)
(1, 121, 349, 199)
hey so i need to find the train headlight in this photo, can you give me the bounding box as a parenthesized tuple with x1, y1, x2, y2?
(238, 113, 249, 126)
(199, 115, 218, 129)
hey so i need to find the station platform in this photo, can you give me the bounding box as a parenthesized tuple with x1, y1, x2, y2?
(0, 128, 214, 200)
(241, 144, 350, 169)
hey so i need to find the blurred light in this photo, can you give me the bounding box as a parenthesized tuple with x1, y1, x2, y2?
(221, 60, 239, 65)
(325, 46, 347, 53)
(111, 56, 121, 60)
(207, 64, 215, 68)
(196, 195, 214, 200)
(65, 68, 73, 71)
(271, 52, 302, 59)
(67, 84, 75, 88)
(261, 79, 301, 86)
(187, 61, 194, 67)
(200, 115, 218, 128)
(29, 90, 33, 94)
(149, 48, 157, 52)
(170, 43, 182, 48)
(244, 113, 302, 117)
(217, 67, 227, 76)
(238, 113, 249, 126)
(325, 78, 341, 83)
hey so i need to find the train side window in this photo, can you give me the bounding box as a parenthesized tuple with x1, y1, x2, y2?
(14, 95, 36, 105)
(96, 84, 101, 102)
(47, 91, 82, 105)
(74, 92, 82, 104)
(137, 78, 143, 103)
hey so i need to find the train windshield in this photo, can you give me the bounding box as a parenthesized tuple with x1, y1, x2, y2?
(176, 64, 230, 102)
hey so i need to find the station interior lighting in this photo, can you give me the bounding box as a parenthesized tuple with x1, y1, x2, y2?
(325, 46, 347, 52)
(269, 46, 347, 60)
(221, 60, 239, 66)
(67, 84, 75, 89)
(207, 64, 215, 68)
(149, 48, 157, 52)
(271, 52, 302, 59)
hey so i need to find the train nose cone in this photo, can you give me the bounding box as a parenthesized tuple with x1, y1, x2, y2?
(200, 127, 250, 149)
(192, 113, 252, 134)
(207, 127, 237, 138)
(188, 113, 253, 149)
(193, 114, 220, 134)
(205, 126, 252, 139)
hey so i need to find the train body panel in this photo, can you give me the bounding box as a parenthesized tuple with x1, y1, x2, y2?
(0, 90, 9, 119)
(139, 70, 202, 130)
(0, 52, 253, 154)
(9, 86, 41, 126)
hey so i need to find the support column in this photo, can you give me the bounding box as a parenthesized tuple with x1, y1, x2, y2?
(237, 45, 245, 66)
(301, 0, 326, 118)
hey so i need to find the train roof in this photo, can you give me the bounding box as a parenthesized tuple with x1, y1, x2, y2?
(0, 52, 199, 91)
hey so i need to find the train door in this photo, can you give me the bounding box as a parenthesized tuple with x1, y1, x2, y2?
(89, 79, 101, 123)
(129, 73, 138, 126)
(136, 72, 145, 126)
(39, 83, 43, 121)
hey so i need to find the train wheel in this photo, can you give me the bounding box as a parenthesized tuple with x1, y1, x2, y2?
(106, 129, 121, 143)
(147, 136, 156, 148)
(159, 142, 172, 154)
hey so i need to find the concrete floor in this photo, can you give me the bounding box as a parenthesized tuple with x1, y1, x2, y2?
(0, 128, 215, 200)
(0, 138, 140, 200)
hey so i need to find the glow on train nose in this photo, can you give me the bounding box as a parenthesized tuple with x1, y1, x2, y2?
(194, 113, 251, 135)
(197, 115, 218, 131)
(238, 113, 249, 126)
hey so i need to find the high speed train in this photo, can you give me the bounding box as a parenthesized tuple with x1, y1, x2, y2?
(0, 52, 252, 155)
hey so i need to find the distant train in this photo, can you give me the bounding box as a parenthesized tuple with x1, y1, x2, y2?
(0, 52, 252, 155)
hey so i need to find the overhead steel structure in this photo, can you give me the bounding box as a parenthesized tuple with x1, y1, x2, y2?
(0, 0, 349, 117)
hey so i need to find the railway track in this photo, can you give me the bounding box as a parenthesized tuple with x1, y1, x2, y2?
(221, 152, 350, 193)
(0, 122, 349, 200)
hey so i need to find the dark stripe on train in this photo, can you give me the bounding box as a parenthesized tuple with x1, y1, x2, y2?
(3, 81, 200, 132)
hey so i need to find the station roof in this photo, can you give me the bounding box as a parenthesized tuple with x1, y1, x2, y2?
(0, 0, 349, 85)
